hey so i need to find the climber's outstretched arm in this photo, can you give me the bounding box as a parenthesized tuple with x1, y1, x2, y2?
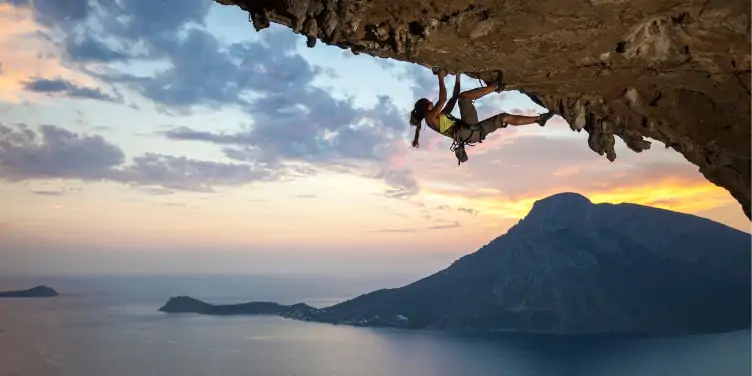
(425, 70, 447, 124)
(442, 73, 462, 114)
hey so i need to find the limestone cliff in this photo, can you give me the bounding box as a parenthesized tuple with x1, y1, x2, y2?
(215, 0, 751, 218)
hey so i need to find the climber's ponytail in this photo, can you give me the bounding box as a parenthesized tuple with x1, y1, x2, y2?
(410, 98, 430, 125)
(409, 98, 431, 148)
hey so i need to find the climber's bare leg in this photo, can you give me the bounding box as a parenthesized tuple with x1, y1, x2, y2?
(503, 114, 541, 126)
(479, 111, 555, 132)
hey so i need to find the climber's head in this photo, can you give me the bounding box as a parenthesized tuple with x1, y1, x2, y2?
(409, 98, 433, 126)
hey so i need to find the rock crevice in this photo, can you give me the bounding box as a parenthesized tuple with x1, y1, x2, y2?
(216, 0, 751, 218)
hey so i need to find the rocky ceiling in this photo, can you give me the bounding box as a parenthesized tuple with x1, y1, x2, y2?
(215, 0, 751, 219)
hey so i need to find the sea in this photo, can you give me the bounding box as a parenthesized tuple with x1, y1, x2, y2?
(0, 274, 749, 376)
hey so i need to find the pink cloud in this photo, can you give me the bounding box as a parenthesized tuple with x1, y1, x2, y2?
(0, 4, 101, 103)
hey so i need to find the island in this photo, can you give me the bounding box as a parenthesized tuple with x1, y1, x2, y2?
(159, 296, 316, 319)
(0, 285, 59, 298)
(159, 193, 751, 335)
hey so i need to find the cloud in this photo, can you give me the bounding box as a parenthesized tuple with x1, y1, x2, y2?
(163, 126, 249, 145)
(117, 153, 272, 192)
(142, 29, 414, 194)
(64, 34, 132, 62)
(28, 188, 63, 195)
(2, 0, 423, 200)
(17, 0, 211, 62)
(0, 123, 276, 192)
(0, 2, 92, 102)
(295, 193, 317, 199)
(12, 0, 417, 193)
(377, 167, 419, 199)
(3, 0, 556, 205)
(17, 0, 90, 28)
(425, 221, 461, 230)
(0, 0, 213, 99)
(114, 29, 273, 109)
(0, 123, 125, 181)
(22, 77, 119, 102)
(373, 58, 397, 71)
(399, 63, 437, 99)
(151, 31, 408, 166)
(371, 220, 461, 233)
(140, 187, 174, 196)
(4, 1, 29, 6)
(457, 207, 478, 215)
(26, 184, 81, 195)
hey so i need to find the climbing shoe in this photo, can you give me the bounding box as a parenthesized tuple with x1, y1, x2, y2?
(537, 111, 555, 126)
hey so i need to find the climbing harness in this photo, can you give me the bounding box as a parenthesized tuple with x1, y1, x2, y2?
(446, 114, 489, 166)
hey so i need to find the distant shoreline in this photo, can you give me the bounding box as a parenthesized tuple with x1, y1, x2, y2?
(157, 295, 751, 337)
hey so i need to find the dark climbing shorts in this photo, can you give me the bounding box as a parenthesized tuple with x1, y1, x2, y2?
(453, 98, 507, 143)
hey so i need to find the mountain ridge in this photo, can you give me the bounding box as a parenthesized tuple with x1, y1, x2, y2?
(159, 192, 751, 335)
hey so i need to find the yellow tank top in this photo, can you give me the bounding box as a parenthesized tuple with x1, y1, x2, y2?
(438, 113, 456, 135)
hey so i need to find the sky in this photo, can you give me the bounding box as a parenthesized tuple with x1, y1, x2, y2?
(0, 0, 748, 277)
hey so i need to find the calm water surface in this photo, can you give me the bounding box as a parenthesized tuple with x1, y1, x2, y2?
(0, 275, 749, 376)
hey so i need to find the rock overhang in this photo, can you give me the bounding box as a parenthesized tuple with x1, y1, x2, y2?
(213, 0, 751, 218)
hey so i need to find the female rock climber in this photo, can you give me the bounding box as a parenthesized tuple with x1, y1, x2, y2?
(409, 69, 555, 164)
